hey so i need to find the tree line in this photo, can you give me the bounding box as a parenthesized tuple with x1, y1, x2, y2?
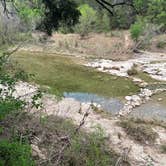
(1, 0, 165, 35)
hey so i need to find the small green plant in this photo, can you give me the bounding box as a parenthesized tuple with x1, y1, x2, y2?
(127, 67, 138, 76)
(0, 140, 34, 166)
(0, 127, 3, 134)
(64, 127, 118, 166)
(160, 144, 166, 153)
(156, 41, 166, 48)
(0, 97, 25, 120)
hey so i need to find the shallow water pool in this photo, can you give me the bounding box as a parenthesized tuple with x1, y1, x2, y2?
(63, 92, 124, 115)
(130, 93, 166, 121)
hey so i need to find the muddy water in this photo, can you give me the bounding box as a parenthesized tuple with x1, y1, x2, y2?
(63, 92, 124, 115)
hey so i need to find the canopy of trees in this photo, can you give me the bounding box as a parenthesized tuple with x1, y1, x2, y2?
(0, 0, 166, 34)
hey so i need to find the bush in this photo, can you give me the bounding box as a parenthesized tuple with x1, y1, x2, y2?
(65, 128, 117, 166)
(74, 4, 110, 36)
(0, 98, 25, 120)
(130, 20, 144, 42)
(2, 114, 118, 166)
(0, 140, 34, 166)
(156, 41, 166, 48)
(161, 144, 166, 153)
(127, 67, 138, 76)
(74, 4, 97, 36)
(147, 0, 166, 30)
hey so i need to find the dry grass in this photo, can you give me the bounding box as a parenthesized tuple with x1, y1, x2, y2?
(1, 112, 119, 166)
(129, 118, 166, 129)
(148, 34, 166, 53)
(45, 31, 134, 61)
(118, 118, 158, 144)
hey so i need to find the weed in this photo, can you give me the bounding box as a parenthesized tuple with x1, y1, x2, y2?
(130, 118, 166, 129)
(0, 127, 3, 134)
(0, 98, 25, 120)
(160, 144, 166, 153)
(127, 67, 138, 76)
(1, 113, 119, 166)
(156, 41, 166, 48)
(136, 71, 158, 83)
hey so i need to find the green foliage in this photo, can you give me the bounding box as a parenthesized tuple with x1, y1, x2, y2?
(74, 4, 110, 35)
(15, 0, 43, 28)
(133, 0, 150, 15)
(0, 140, 34, 166)
(130, 20, 144, 41)
(0, 53, 42, 121)
(127, 67, 138, 76)
(96, 11, 110, 32)
(110, 5, 135, 29)
(65, 128, 117, 166)
(38, 0, 80, 35)
(0, 97, 25, 120)
(160, 144, 166, 153)
(156, 41, 166, 48)
(147, 0, 166, 30)
(4, 114, 118, 166)
(74, 4, 97, 35)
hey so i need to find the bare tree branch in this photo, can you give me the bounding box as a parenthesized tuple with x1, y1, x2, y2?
(95, 0, 138, 15)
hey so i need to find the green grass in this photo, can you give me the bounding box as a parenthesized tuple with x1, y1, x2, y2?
(136, 71, 159, 83)
(12, 51, 139, 97)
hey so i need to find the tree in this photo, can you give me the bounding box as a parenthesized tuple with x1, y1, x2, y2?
(147, 0, 166, 30)
(0, 0, 80, 35)
(94, 0, 137, 15)
(37, 0, 80, 35)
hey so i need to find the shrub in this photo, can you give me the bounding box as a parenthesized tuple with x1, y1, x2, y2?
(130, 20, 144, 42)
(156, 41, 166, 48)
(64, 127, 118, 166)
(161, 144, 166, 154)
(74, 4, 110, 36)
(127, 67, 138, 76)
(3, 114, 118, 166)
(0, 98, 25, 120)
(74, 4, 97, 36)
(0, 140, 34, 166)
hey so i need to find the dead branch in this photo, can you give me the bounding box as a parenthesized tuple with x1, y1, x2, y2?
(54, 106, 91, 165)
(75, 106, 90, 134)
(95, 0, 138, 15)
